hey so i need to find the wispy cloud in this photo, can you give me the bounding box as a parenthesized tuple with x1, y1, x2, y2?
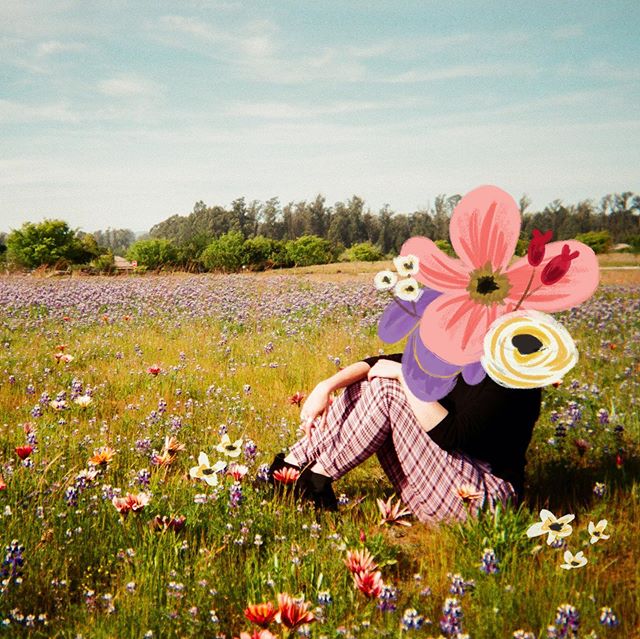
(382, 62, 539, 84)
(0, 99, 79, 123)
(97, 73, 165, 98)
(35, 40, 86, 57)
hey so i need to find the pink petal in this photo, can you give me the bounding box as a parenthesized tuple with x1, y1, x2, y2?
(401, 236, 470, 293)
(449, 185, 521, 271)
(419, 293, 501, 365)
(506, 240, 599, 311)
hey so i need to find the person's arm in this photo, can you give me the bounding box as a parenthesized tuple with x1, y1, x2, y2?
(299, 360, 371, 437)
(366, 358, 448, 432)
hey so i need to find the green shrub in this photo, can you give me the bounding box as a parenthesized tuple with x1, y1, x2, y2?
(127, 239, 178, 270)
(343, 242, 384, 262)
(241, 236, 276, 271)
(435, 239, 456, 257)
(285, 235, 333, 267)
(200, 232, 245, 272)
(574, 230, 612, 254)
(90, 252, 116, 274)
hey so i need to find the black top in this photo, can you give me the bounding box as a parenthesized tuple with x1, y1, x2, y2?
(362, 354, 541, 499)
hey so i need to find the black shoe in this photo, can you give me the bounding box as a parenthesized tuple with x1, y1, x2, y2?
(295, 466, 338, 512)
(268, 452, 300, 485)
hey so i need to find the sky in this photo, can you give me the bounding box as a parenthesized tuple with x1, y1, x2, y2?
(1, 1, 639, 233)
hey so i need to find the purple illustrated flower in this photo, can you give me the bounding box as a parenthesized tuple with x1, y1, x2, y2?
(378, 288, 486, 400)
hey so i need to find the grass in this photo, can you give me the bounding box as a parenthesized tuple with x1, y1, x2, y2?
(0, 272, 637, 638)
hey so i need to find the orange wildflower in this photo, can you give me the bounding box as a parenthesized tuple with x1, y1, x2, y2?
(273, 467, 300, 485)
(276, 593, 315, 630)
(344, 548, 378, 575)
(244, 602, 278, 628)
(89, 446, 115, 466)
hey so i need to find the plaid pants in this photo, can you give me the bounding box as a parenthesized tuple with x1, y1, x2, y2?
(288, 377, 515, 524)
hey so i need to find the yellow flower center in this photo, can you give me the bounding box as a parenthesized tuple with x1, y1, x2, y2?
(467, 262, 511, 306)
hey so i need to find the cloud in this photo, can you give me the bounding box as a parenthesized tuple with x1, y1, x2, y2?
(0, 99, 79, 123)
(35, 40, 86, 57)
(97, 73, 164, 98)
(382, 62, 539, 84)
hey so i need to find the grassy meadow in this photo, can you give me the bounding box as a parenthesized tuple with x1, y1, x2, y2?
(0, 263, 638, 638)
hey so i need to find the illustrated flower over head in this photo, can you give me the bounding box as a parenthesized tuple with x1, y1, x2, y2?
(377, 185, 599, 400)
(215, 434, 243, 458)
(374, 270, 398, 291)
(588, 519, 610, 544)
(526, 509, 574, 545)
(560, 550, 588, 570)
(189, 452, 227, 486)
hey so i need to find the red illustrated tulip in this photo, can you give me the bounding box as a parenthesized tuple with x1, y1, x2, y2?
(527, 229, 553, 266)
(541, 244, 580, 285)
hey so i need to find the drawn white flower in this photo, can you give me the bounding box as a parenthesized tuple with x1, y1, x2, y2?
(526, 509, 574, 545)
(394, 277, 420, 302)
(393, 254, 419, 277)
(189, 452, 226, 486)
(588, 519, 610, 544)
(374, 270, 397, 291)
(560, 549, 587, 570)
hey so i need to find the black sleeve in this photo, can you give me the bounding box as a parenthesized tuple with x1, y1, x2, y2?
(361, 353, 403, 368)
(427, 382, 540, 453)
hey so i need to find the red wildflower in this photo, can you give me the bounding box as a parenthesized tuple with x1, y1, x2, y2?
(147, 365, 161, 376)
(527, 229, 553, 267)
(0, 475, 6, 491)
(616, 453, 623, 469)
(112, 492, 150, 516)
(344, 548, 378, 575)
(149, 514, 187, 532)
(273, 467, 300, 485)
(353, 570, 384, 598)
(244, 602, 278, 628)
(287, 391, 306, 406)
(276, 593, 315, 629)
(236, 631, 277, 639)
(15, 445, 33, 460)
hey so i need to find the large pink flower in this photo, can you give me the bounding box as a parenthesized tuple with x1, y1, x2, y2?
(403, 185, 599, 366)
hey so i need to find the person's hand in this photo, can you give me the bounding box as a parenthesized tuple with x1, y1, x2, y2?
(299, 381, 331, 438)
(367, 359, 402, 382)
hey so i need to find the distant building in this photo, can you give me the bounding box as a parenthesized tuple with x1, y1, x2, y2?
(114, 256, 135, 271)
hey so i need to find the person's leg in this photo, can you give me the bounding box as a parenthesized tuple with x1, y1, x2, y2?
(288, 376, 514, 522)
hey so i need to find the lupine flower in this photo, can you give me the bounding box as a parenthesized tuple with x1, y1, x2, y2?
(243, 439, 257, 461)
(439, 597, 463, 636)
(287, 392, 306, 406)
(189, 453, 226, 486)
(275, 593, 315, 629)
(513, 630, 535, 639)
(317, 591, 332, 606)
(273, 467, 300, 485)
(112, 492, 151, 515)
(593, 482, 606, 497)
(377, 585, 398, 612)
(588, 519, 610, 544)
(256, 464, 270, 482)
(479, 548, 499, 574)
(344, 548, 378, 574)
(552, 603, 579, 637)
(401, 608, 425, 630)
(89, 447, 115, 466)
(243, 602, 278, 627)
(215, 434, 244, 458)
(15, 446, 33, 460)
(1, 540, 24, 586)
(353, 570, 384, 599)
(599, 606, 619, 627)
(560, 550, 587, 570)
(377, 496, 412, 526)
(374, 271, 398, 291)
(526, 509, 574, 545)
(229, 481, 243, 508)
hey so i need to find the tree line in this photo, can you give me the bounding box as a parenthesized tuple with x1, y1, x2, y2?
(1, 191, 638, 272)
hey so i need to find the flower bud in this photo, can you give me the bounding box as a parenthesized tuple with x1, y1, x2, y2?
(541, 244, 580, 285)
(527, 229, 553, 266)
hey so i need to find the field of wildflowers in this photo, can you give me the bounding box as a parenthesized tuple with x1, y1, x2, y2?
(0, 270, 637, 638)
